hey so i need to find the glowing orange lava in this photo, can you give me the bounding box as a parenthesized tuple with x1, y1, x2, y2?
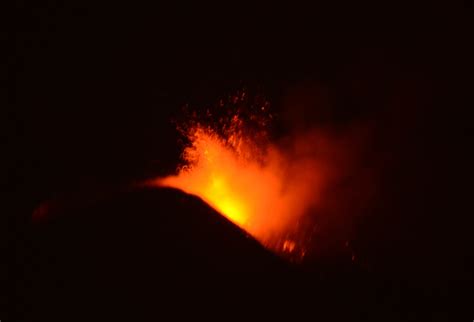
(153, 105, 330, 259)
(159, 126, 283, 233)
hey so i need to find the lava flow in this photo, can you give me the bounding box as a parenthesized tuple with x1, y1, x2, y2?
(150, 91, 346, 259)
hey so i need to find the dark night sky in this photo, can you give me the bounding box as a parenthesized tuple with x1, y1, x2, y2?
(11, 5, 471, 196)
(7, 2, 474, 320)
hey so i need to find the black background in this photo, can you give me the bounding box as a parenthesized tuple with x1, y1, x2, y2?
(8, 2, 474, 320)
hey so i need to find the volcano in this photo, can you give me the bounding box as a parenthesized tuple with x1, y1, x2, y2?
(25, 187, 292, 320)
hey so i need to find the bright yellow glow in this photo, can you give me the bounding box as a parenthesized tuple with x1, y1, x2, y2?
(205, 174, 248, 225)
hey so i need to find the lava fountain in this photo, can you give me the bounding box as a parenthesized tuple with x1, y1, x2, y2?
(151, 91, 352, 259)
